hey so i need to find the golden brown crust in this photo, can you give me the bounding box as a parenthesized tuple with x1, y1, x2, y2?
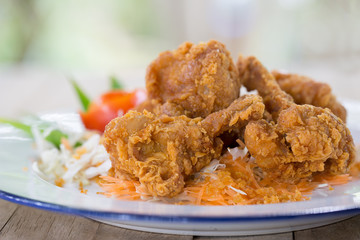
(103, 110, 212, 197)
(145, 40, 241, 118)
(201, 95, 265, 138)
(272, 71, 347, 122)
(237, 55, 293, 120)
(103, 95, 264, 197)
(245, 105, 355, 178)
(238, 55, 355, 179)
(133, 99, 160, 113)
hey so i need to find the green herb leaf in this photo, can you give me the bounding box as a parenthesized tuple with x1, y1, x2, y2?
(0, 118, 71, 149)
(0, 118, 33, 136)
(70, 79, 91, 112)
(74, 141, 83, 148)
(110, 76, 124, 90)
(45, 129, 68, 149)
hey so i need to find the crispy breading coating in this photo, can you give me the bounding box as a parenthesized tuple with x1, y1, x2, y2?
(245, 106, 354, 178)
(141, 40, 241, 118)
(272, 71, 347, 122)
(238, 56, 355, 179)
(237, 55, 293, 120)
(103, 95, 264, 197)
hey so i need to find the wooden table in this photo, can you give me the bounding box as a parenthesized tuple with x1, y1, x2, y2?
(1, 199, 360, 240)
(1, 66, 360, 239)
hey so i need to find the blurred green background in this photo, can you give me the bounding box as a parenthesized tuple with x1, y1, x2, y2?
(0, 0, 359, 117)
(1, 0, 359, 71)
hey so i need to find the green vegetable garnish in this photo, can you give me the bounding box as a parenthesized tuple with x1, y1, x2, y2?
(0, 118, 70, 149)
(74, 141, 83, 148)
(70, 79, 91, 112)
(110, 76, 124, 90)
(45, 129, 68, 149)
(0, 118, 33, 136)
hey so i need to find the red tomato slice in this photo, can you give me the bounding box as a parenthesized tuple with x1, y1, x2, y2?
(80, 89, 146, 132)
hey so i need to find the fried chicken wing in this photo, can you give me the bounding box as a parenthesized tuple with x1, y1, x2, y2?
(237, 55, 293, 120)
(103, 95, 264, 197)
(140, 40, 241, 118)
(238, 56, 355, 178)
(272, 71, 347, 122)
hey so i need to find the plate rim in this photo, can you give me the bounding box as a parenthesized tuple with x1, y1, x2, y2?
(2, 189, 360, 223)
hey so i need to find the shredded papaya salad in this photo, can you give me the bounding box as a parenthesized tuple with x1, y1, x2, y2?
(0, 114, 111, 188)
(0, 76, 358, 205)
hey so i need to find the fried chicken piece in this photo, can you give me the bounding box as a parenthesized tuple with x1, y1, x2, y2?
(140, 40, 241, 118)
(134, 99, 187, 117)
(272, 70, 347, 122)
(133, 99, 160, 113)
(237, 56, 293, 120)
(103, 95, 264, 197)
(237, 56, 355, 179)
(245, 106, 354, 178)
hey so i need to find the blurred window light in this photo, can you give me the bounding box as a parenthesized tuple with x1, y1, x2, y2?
(277, 0, 312, 10)
(208, 0, 255, 38)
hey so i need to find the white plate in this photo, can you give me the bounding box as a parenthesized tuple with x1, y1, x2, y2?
(1, 101, 360, 236)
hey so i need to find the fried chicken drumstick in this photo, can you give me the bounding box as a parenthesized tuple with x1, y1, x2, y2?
(104, 95, 264, 197)
(136, 40, 241, 118)
(238, 56, 355, 179)
(272, 71, 347, 122)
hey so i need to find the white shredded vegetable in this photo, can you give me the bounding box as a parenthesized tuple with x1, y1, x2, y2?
(228, 185, 247, 195)
(227, 147, 248, 160)
(32, 122, 111, 188)
(201, 159, 226, 173)
(317, 183, 329, 188)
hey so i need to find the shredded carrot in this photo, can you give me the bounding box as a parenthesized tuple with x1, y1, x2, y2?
(61, 138, 72, 151)
(55, 178, 65, 187)
(90, 176, 102, 185)
(98, 146, 358, 206)
(79, 181, 84, 190)
(100, 175, 151, 200)
(312, 174, 351, 187)
(80, 189, 88, 194)
(73, 147, 87, 160)
(94, 162, 103, 167)
(196, 183, 207, 205)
